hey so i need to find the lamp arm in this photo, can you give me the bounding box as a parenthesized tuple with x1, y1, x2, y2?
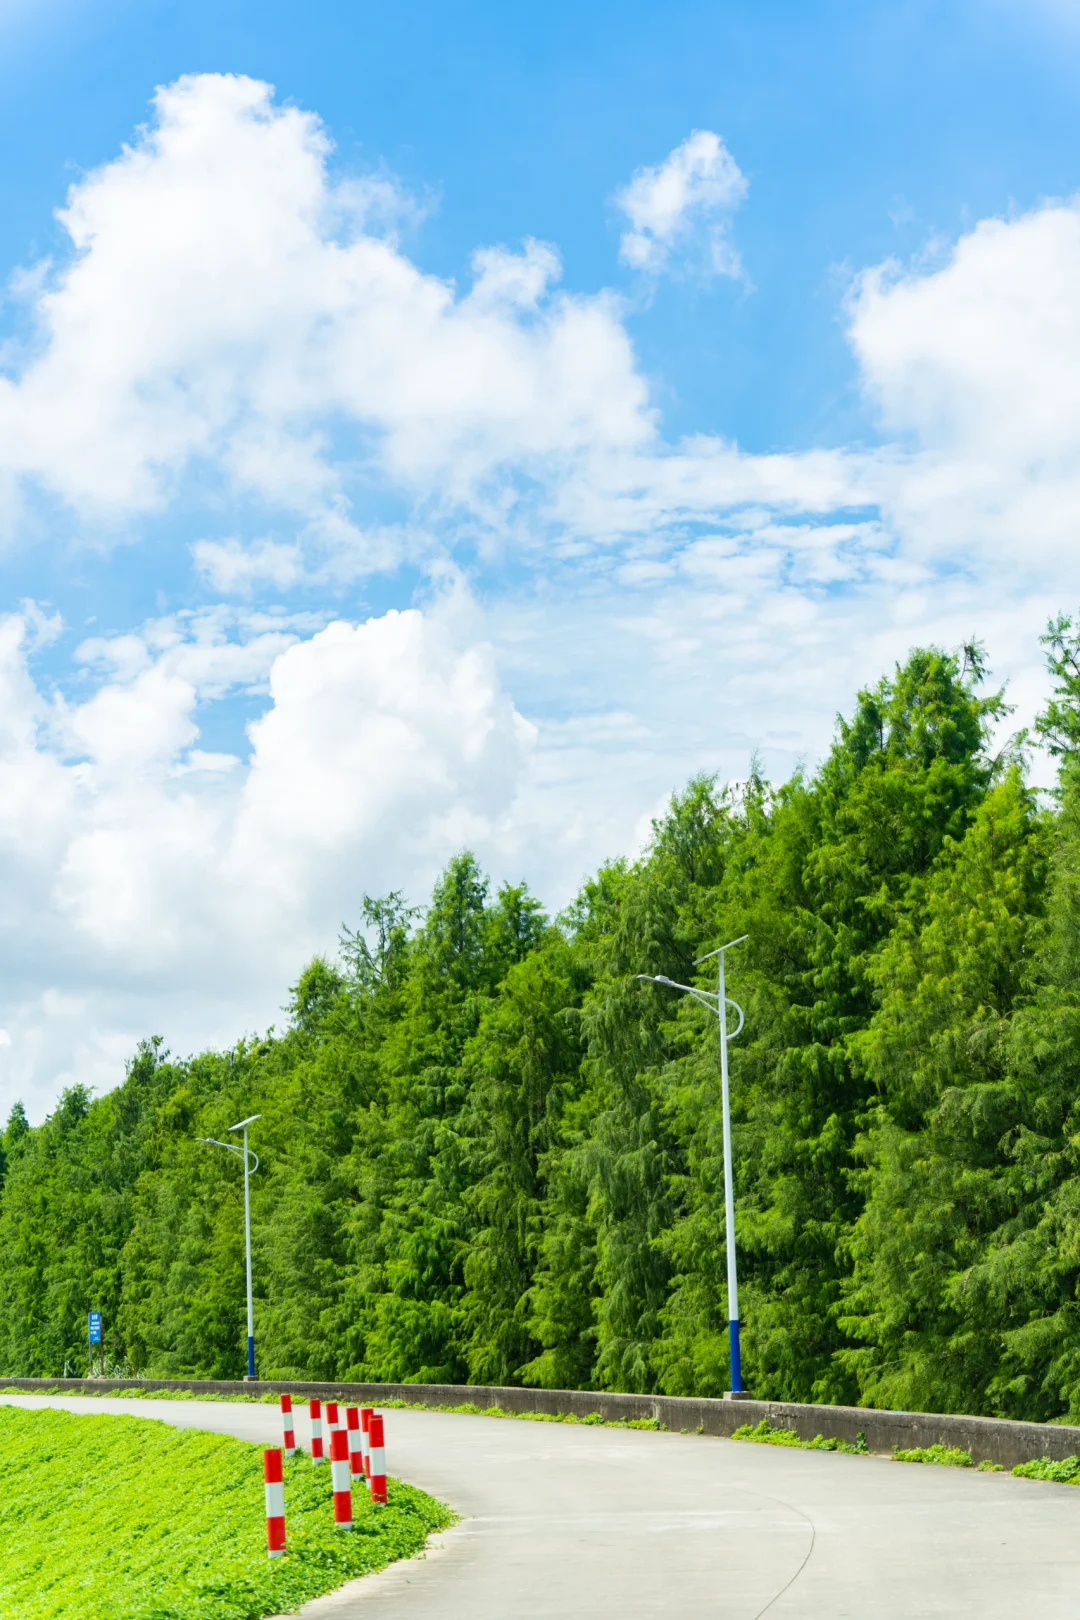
(198, 1137, 245, 1160)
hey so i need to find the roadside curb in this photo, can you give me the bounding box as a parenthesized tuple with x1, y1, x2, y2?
(5, 1376, 1080, 1471)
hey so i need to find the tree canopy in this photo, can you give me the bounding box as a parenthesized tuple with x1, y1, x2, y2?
(4, 624, 1080, 1420)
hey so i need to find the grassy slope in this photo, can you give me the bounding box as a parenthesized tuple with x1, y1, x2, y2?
(0, 1407, 453, 1620)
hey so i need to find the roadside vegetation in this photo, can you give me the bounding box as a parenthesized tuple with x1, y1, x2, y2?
(731, 1419, 1080, 1480)
(4, 618, 1080, 1424)
(0, 1405, 451, 1620)
(733, 1418, 868, 1455)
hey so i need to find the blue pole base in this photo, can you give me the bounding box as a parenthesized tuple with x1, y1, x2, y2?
(247, 1335, 255, 1380)
(728, 1318, 742, 1393)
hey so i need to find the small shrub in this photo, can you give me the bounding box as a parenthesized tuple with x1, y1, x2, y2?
(732, 1420, 866, 1455)
(1012, 1455, 1080, 1484)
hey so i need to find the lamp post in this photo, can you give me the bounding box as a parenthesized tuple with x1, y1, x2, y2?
(197, 1113, 261, 1380)
(637, 935, 748, 1395)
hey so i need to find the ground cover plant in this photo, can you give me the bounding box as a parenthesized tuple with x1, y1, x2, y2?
(892, 1443, 978, 1467)
(9, 621, 1080, 1424)
(0, 1406, 452, 1620)
(732, 1422, 1021, 1474)
(732, 1419, 867, 1454)
(1011, 1454, 1080, 1483)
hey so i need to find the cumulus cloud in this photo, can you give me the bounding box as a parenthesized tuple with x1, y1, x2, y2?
(849, 199, 1080, 568)
(3, 76, 1080, 1119)
(615, 130, 749, 277)
(0, 597, 532, 1117)
(0, 78, 856, 577)
(0, 73, 651, 545)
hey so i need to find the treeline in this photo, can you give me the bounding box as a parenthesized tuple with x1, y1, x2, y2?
(3, 623, 1080, 1420)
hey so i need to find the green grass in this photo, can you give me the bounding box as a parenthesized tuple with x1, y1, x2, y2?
(732, 1418, 868, 1454)
(0, 1406, 453, 1620)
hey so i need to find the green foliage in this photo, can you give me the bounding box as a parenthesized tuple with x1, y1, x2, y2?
(0, 1406, 451, 1619)
(892, 1443, 973, 1467)
(732, 1419, 867, 1453)
(1012, 1454, 1080, 1483)
(7, 630, 1080, 1423)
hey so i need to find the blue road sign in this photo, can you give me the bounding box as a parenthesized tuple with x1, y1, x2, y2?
(88, 1311, 102, 1344)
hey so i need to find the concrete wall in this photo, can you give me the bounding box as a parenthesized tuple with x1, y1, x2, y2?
(4, 1376, 1080, 1470)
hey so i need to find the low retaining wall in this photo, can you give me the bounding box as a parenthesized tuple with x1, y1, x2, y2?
(4, 1376, 1079, 1472)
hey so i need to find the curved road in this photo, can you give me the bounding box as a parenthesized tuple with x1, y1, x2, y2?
(1, 1394, 1078, 1616)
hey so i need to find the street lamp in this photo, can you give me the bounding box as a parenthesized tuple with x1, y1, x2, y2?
(637, 935, 748, 1396)
(197, 1114, 261, 1380)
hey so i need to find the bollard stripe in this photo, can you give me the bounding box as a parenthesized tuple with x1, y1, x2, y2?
(330, 1429, 353, 1527)
(361, 1406, 373, 1477)
(264, 1448, 286, 1557)
(368, 1414, 387, 1505)
(309, 1398, 325, 1462)
(347, 1406, 365, 1476)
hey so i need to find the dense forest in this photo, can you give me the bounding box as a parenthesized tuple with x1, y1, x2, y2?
(3, 619, 1080, 1421)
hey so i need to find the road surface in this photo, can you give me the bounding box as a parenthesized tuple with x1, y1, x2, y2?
(1, 1393, 1077, 1617)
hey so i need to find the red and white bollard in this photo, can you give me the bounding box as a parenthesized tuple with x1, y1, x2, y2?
(368, 1412, 387, 1505)
(330, 1428, 353, 1529)
(264, 1448, 286, 1558)
(309, 1398, 325, 1464)
(280, 1393, 296, 1458)
(326, 1400, 341, 1450)
(361, 1406, 373, 1481)
(346, 1406, 365, 1479)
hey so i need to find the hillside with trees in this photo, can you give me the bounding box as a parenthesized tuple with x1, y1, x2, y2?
(3, 621, 1080, 1421)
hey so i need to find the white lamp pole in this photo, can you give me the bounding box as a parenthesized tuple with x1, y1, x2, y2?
(637, 935, 748, 1395)
(197, 1113, 261, 1380)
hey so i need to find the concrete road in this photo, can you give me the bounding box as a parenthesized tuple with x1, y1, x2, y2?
(1, 1393, 1078, 1617)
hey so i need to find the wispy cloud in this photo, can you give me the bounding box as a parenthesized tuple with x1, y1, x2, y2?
(614, 129, 749, 278)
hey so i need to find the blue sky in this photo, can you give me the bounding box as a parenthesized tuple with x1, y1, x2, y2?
(1, 0, 1079, 1115)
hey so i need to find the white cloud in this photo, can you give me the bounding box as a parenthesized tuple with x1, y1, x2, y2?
(0, 595, 533, 1119)
(3, 78, 1080, 1119)
(0, 73, 650, 540)
(849, 199, 1080, 568)
(0, 78, 852, 581)
(615, 130, 749, 277)
(192, 537, 305, 594)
